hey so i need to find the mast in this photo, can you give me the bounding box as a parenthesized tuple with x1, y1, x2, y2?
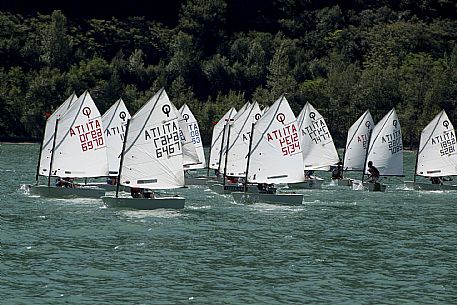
(341, 146, 346, 177)
(206, 151, 210, 176)
(244, 123, 255, 192)
(361, 129, 373, 183)
(35, 123, 47, 185)
(222, 124, 231, 186)
(413, 131, 420, 184)
(47, 118, 59, 187)
(116, 119, 131, 198)
(216, 124, 227, 177)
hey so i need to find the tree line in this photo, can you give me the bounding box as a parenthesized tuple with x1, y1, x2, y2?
(0, 0, 456, 147)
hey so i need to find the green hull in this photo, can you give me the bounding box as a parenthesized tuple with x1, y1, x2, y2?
(365, 182, 386, 192)
(102, 196, 185, 210)
(29, 185, 105, 198)
(79, 183, 130, 192)
(208, 183, 259, 194)
(185, 176, 212, 186)
(232, 192, 303, 206)
(404, 181, 457, 191)
(288, 177, 324, 189)
(337, 178, 353, 186)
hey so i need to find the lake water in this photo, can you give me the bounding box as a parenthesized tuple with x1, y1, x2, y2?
(1, 143, 456, 304)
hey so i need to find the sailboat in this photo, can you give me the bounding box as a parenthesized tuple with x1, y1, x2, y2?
(353, 108, 403, 192)
(288, 102, 340, 189)
(36, 93, 78, 179)
(173, 103, 200, 173)
(102, 88, 185, 210)
(404, 110, 457, 191)
(30, 91, 108, 198)
(209, 102, 262, 194)
(179, 104, 208, 185)
(232, 95, 304, 205)
(338, 110, 374, 186)
(84, 98, 131, 191)
(207, 107, 237, 182)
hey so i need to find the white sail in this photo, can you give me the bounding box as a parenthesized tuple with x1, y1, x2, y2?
(344, 110, 374, 171)
(298, 102, 340, 170)
(208, 107, 237, 170)
(179, 104, 205, 169)
(173, 103, 200, 168)
(365, 108, 403, 176)
(39, 93, 78, 176)
(232, 102, 251, 121)
(222, 102, 262, 177)
(51, 91, 108, 178)
(416, 110, 457, 177)
(102, 98, 131, 176)
(247, 96, 304, 184)
(120, 88, 184, 189)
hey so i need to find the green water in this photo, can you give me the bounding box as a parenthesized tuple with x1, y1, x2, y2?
(1, 143, 456, 304)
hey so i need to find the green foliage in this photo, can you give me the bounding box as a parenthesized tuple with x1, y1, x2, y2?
(40, 10, 71, 70)
(0, 4, 455, 146)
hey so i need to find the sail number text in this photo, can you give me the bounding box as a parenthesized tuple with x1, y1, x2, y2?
(70, 119, 105, 152)
(144, 121, 181, 158)
(267, 123, 301, 156)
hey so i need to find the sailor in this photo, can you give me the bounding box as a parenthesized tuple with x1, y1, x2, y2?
(130, 187, 144, 198)
(305, 170, 314, 179)
(56, 177, 75, 188)
(331, 161, 343, 180)
(367, 161, 380, 183)
(107, 177, 117, 185)
(430, 177, 442, 185)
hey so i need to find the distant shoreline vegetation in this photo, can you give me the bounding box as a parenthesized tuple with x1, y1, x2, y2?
(0, 1, 456, 148)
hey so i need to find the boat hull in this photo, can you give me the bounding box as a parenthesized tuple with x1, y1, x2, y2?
(102, 196, 185, 210)
(288, 177, 324, 189)
(79, 183, 129, 192)
(29, 185, 105, 198)
(336, 178, 353, 186)
(232, 192, 303, 206)
(366, 182, 386, 192)
(352, 181, 387, 192)
(404, 181, 457, 191)
(208, 183, 259, 194)
(185, 176, 212, 186)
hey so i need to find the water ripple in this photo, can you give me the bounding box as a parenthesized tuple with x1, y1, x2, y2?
(1, 144, 457, 304)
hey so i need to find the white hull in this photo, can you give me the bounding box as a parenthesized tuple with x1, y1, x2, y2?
(29, 185, 105, 198)
(102, 196, 185, 210)
(352, 181, 387, 192)
(288, 177, 324, 189)
(232, 192, 303, 206)
(404, 181, 457, 191)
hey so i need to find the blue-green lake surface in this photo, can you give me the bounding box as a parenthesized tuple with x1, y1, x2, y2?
(1, 143, 456, 304)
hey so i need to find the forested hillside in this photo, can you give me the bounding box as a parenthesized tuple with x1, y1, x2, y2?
(0, 0, 456, 147)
